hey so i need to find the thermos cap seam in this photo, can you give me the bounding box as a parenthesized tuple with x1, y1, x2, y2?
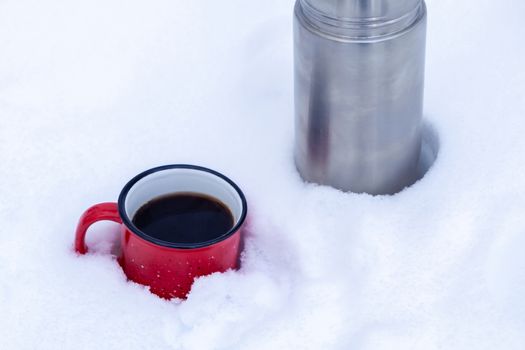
(297, 0, 425, 41)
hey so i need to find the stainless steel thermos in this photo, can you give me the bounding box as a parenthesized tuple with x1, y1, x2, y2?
(294, 0, 427, 195)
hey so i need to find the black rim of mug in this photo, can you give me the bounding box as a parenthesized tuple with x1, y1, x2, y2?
(117, 164, 248, 250)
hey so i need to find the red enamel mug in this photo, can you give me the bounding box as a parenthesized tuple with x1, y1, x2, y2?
(74, 164, 247, 299)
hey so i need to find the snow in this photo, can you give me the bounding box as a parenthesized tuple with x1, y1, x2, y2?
(1, 0, 525, 349)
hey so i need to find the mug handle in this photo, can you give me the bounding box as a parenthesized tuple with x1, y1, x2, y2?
(75, 202, 122, 254)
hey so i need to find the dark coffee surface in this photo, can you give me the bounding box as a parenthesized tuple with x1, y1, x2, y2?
(132, 193, 234, 244)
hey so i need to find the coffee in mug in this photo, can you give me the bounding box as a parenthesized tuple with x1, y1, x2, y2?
(132, 193, 234, 245)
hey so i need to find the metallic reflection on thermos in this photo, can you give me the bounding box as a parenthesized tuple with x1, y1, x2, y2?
(294, 0, 427, 195)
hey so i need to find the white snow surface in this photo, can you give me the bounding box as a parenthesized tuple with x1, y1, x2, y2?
(1, 0, 525, 349)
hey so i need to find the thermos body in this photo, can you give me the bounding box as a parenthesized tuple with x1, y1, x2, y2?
(294, 0, 427, 195)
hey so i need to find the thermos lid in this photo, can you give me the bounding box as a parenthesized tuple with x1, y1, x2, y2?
(303, 0, 422, 21)
(298, 0, 425, 38)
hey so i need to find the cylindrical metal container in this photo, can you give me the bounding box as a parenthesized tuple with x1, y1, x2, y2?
(294, 0, 427, 195)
